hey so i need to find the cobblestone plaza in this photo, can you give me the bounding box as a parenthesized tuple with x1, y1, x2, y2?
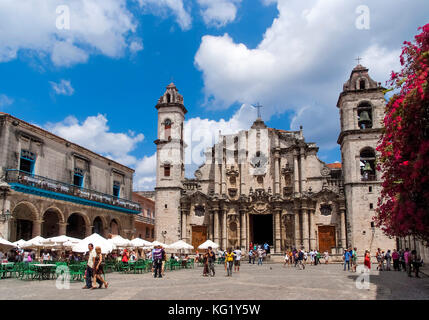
(1, 263, 428, 300)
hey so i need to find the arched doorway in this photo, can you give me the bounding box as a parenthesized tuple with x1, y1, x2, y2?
(66, 213, 86, 239)
(93, 217, 104, 237)
(11, 203, 36, 241)
(110, 219, 119, 236)
(42, 209, 61, 238)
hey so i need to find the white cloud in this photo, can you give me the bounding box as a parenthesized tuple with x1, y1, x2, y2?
(136, 0, 192, 30)
(0, 0, 141, 67)
(45, 114, 144, 166)
(49, 79, 75, 96)
(195, 0, 427, 150)
(197, 0, 242, 28)
(0, 94, 14, 108)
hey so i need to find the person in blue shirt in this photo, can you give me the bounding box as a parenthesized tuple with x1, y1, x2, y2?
(343, 249, 351, 271)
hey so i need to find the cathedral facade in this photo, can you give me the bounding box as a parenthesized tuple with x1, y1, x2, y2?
(154, 65, 395, 257)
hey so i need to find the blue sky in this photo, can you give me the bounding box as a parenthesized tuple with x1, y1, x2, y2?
(0, 0, 427, 190)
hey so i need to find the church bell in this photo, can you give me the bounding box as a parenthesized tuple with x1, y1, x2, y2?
(363, 162, 372, 172)
(359, 111, 371, 123)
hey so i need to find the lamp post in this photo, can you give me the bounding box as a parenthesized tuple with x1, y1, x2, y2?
(0, 181, 11, 222)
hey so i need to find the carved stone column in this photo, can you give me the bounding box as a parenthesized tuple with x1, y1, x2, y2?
(301, 208, 309, 251)
(208, 210, 213, 241)
(274, 150, 280, 195)
(86, 225, 93, 238)
(274, 209, 282, 253)
(300, 147, 306, 192)
(59, 222, 67, 236)
(32, 220, 43, 238)
(222, 210, 227, 250)
(181, 209, 187, 241)
(214, 209, 220, 245)
(340, 207, 346, 249)
(294, 208, 301, 249)
(293, 151, 299, 193)
(309, 209, 316, 251)
(240, 210, 246, 250)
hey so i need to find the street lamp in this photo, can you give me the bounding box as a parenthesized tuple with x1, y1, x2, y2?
(0, 209, 11, 222)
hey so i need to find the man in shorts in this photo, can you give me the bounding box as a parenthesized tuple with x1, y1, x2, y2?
(233, 247, 242, 272)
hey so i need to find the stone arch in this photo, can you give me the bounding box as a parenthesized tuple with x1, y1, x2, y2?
(357, 100, 373, 129)
(92, 216, 107, 237)
(109, 218, 121, 236)
(41, 207, 64, 238)
(66, 212, 90, 239)
(359, 147, 376, 181)
(43, 206, 65, 223)
(10, 201, 39, 241)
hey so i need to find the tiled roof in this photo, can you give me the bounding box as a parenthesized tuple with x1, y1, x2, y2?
(327, 163, 342, 169)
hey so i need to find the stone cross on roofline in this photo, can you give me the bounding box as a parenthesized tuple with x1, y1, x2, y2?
(253, 103, 263, 119)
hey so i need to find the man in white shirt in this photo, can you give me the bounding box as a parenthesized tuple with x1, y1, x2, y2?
(233, 247, 242, 272)
(309, 250, 315, 265)
(82, 243, 102, 289)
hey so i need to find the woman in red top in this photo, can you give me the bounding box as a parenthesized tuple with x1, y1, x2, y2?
(249, 242, 253, 251)
(364, 250, 371, 270)
(122, 249, 129, 264)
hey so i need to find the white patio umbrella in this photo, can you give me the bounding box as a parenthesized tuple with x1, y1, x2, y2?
(41, 235, 81, 246)
(197, 240, 219, 250)
(169, 240, 194, 250)
(150, 240, 170, 249)
(130, 238, 152, 248)
(21, 236, 47, 249)
(108, 235, 132, 248)
(0, 237, 15, 252)
(12, 239, 26, 248)
(72, 233, 116, 254)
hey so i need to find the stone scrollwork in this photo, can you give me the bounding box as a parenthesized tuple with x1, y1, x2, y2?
(321, 166, 331, 177)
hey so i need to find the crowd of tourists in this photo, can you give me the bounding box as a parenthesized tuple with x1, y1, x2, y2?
(282, 248, 329, 269)
(373, 247, 423, 277)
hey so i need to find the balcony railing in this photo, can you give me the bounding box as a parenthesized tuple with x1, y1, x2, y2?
(361, 174, 376, 182)
(5, 169, 141, 213)
(135, 214, 155, 225)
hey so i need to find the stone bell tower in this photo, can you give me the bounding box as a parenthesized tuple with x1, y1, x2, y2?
(154, 83, 187, 244)
(337, 64, 395, 253)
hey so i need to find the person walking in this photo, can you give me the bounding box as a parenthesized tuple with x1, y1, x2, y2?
(351, 248, 357, 272)
(91, 246, 108, 289)
(82, 243, 102, 289)
(385, 250, 392, 271)
(376, 248, 382, 271)
(257, 247, 264, 266)
(283, 250, 289, 267)
(207, 246, 216, 277)
(297, 249, 305, 269)
(343, 249, 351, 271)
(324, 251, 329, 264)
(392, 249, 400, 271)
(411, 250, 422, 278)
(248, 249, 253, 264)
(152, 245, 164, 278)
(364, 250, 371, 271)
(233, 247, 242, 272)
(202, 251, 209, 276)
(225, 248, 235, 277)
(404, 248, 411, 277)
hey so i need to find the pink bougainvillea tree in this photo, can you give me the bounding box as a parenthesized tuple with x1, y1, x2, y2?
(375, 24, 429, 242)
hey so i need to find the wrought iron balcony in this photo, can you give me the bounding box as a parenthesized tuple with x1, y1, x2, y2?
(135, 214, 155, 225)
(5, 169, 141, 214)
